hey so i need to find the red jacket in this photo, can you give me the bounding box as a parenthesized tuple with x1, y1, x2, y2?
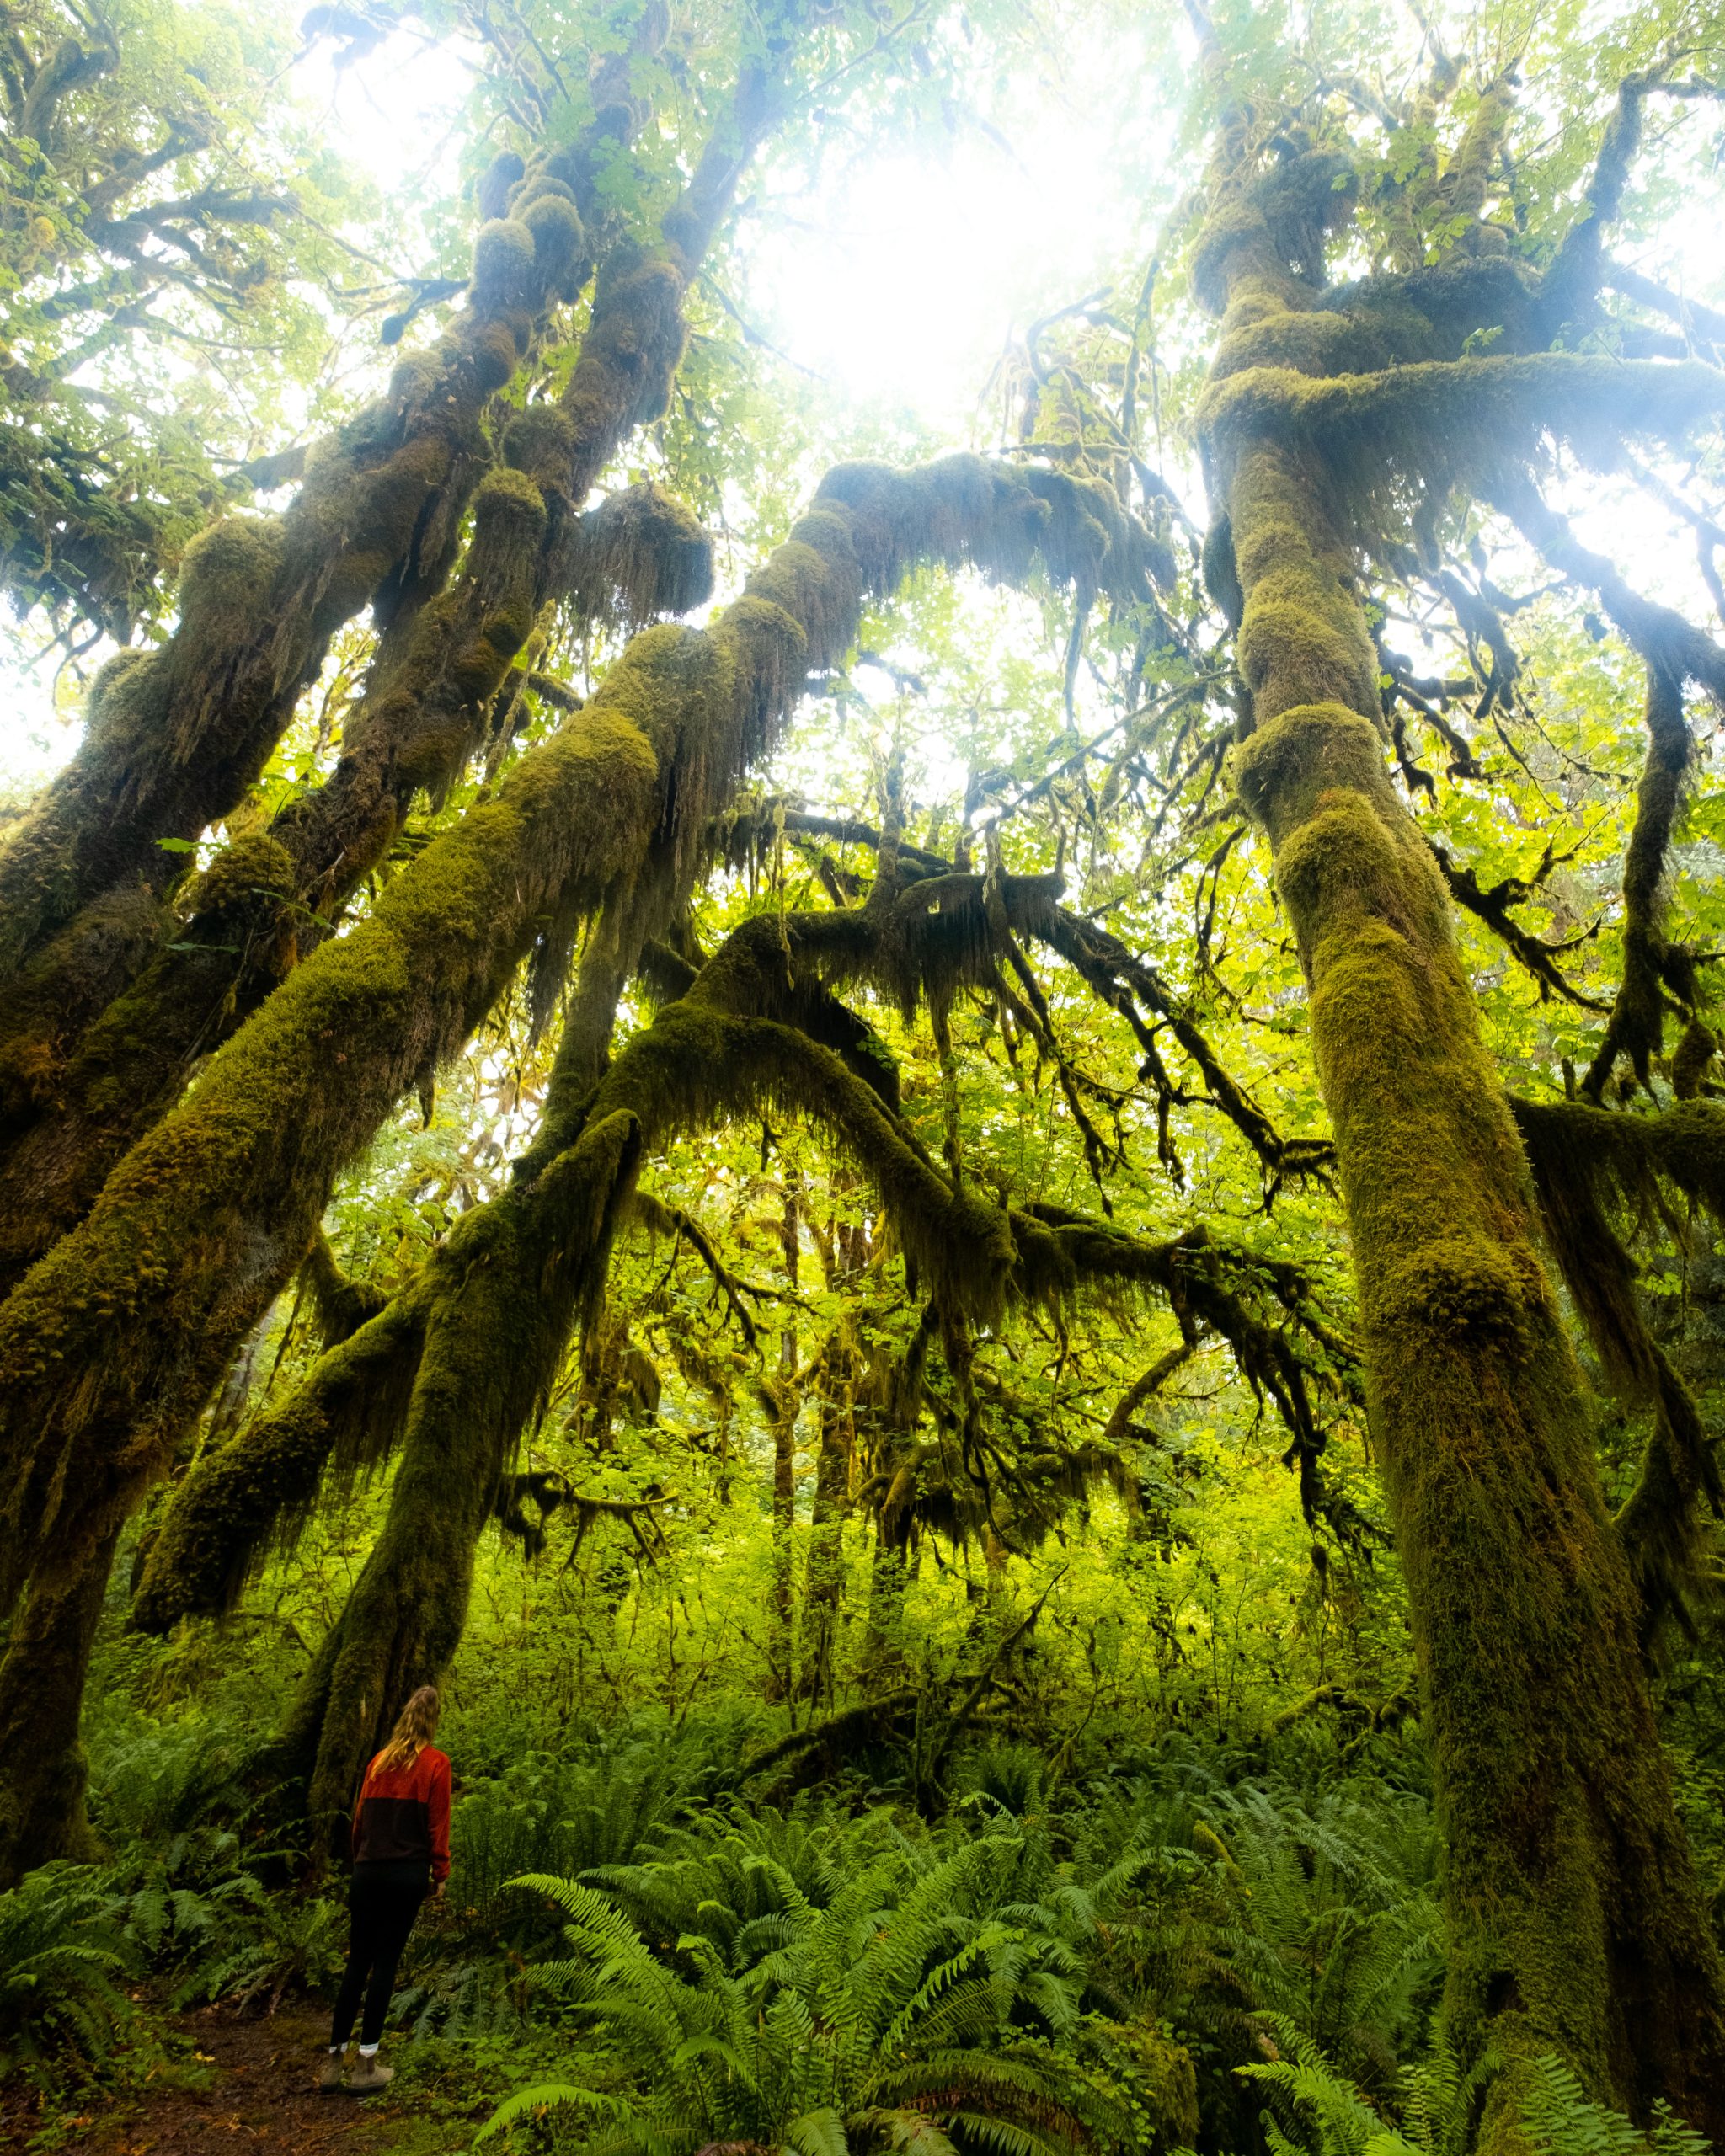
(351, 1744, 451, 1882)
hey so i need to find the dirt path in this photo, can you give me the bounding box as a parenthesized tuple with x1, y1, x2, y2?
(0, 2004, 471, 2155)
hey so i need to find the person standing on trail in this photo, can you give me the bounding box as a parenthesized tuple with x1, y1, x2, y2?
(319, 1685, 451, 2095)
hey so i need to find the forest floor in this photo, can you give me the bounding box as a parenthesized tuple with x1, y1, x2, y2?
(0, 2003, 481, 2155)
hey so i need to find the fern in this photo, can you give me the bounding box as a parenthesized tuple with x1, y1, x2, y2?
(0, 1865, 133, 2070)
(1519, 2057, 1713, 2156)
(483, 1821, 1112, 2155)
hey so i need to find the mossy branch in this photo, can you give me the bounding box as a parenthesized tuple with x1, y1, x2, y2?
(0, 448, 1133, 1603)
(1513, 1095, 1722, 1636)
(624, 1187, 757, 1347)
(1202, 355, 1725, 552)
(1432, 847, 1609, 1011)
(0, 115, 607, 996)
(129, 1285, 429, 1634)
(302, 1231, 392, 1347)
(1583, 664, 1700, 1098)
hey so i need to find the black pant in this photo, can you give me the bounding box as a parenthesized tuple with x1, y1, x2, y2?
(329, 1860, 428, 2049)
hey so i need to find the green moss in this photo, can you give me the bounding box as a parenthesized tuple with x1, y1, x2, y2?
(0, 163, 573, 1028)
(1672, 1020, 1715, 1098)
(187, 830, 295, 918)
(561, 253, 690, 477)
(500, 406, 578, 491)
(521, 193, 587, 300)
(1199, 135, 1725, 2106)
(1225, 449, 1381, 723)
(563, 481, 714, 628)
(470, 217, 537, 310)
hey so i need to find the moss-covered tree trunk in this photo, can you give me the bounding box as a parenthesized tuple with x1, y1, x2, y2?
(0, 1522, 118, 1886)
(801, 1331, 855, 1709)
(862, 1536, 908, 1678)
(1199, 146, 1725, 2131)
(766, 1181, 800, 1701)
(277, 1114, 643, 1843)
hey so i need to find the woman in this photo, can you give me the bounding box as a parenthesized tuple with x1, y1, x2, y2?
(319, 1684, 451, 2095)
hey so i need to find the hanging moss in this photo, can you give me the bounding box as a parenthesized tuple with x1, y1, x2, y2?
(130, 1289, 428, 1634)
(0, 227, 728, 1288)
(561, 482, 716, 628)
(1203, 353, 1725, 566)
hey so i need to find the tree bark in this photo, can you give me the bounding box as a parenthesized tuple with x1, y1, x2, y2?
(767, 1181, 800, 1701)
(0, 1521, 118, 1886)
(1197, 135, 1725, 2130)
(801, 1330, 855, 1710)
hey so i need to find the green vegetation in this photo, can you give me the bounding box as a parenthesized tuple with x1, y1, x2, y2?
(6, 0, 1725, 2148)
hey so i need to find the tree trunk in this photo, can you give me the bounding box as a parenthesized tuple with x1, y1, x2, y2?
(863, 1536, 909, 1675)
(767, 1181, 799, 1701)
(0, 1521, 119, 1886)
(280, 1107, 644, 1843)
(801, 1331, 855, 1710)
(1203, 195, 1725, 2127)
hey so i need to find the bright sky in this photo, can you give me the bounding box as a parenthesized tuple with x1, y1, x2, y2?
(3, 5, 1722, 792)
(300, 14, 1178, 434)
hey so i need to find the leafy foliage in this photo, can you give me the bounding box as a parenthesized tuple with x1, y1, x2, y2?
(0, 1865, 130, 2070)
(8, 0, 1725, 2141)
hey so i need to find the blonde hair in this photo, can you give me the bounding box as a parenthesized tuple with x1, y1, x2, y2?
(376, 1684, 440, 1774)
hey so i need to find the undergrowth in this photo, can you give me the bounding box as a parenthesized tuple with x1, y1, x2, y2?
(0, 1708, 1713, 2156)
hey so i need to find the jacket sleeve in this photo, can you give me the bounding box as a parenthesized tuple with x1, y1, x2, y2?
(427, 1753, 451, 1884)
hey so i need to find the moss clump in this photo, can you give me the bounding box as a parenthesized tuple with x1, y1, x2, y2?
(187, 830, 295, 919)
(470, 218, 538, 311)
(563, 482, 715, 627)
(561, 253, 691, 483)
(521, 193, 587, 299)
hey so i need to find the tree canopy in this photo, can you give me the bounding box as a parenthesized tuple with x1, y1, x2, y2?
(5, 0, 1725, 2148)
